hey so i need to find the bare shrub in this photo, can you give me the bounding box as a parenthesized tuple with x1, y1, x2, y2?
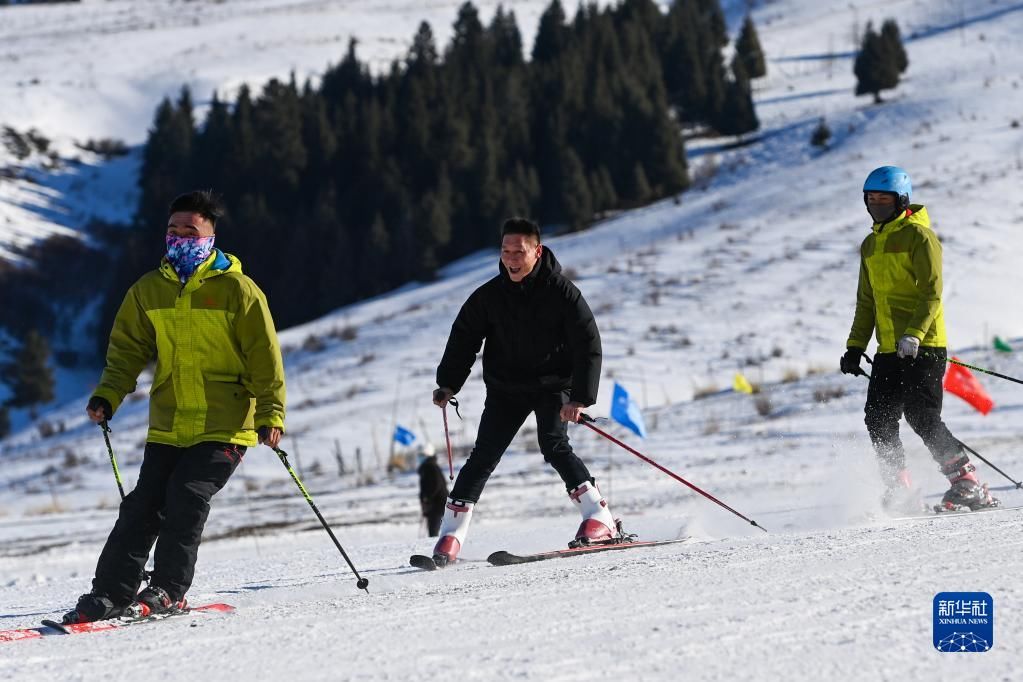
(327, 324, 358, 342)
(62, 449, 85, 468)
(813, 386, 846, 403)
(302, 334, 326, 352)
(754, 393, 772, 417)
(781, 368, 801, 383)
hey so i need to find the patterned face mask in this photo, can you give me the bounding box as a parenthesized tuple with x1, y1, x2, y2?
(166, 234, 215, 282)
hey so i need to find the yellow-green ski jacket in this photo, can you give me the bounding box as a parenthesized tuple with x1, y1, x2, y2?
(93, 250, 286, 448)
(847, 205, 947, 354)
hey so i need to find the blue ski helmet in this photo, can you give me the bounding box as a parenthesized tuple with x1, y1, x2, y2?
(863, 166, 912, 210)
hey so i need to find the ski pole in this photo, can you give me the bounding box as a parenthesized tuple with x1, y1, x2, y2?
(954, 438, 1023, 490)
(439, 395, 461, 481)
(101, 421, 152, 584)
(100, 421, 126, 500)
(944, 357, 1023, 387)
(274, 447, 370, 593)
(442, 404, 454, 481)
(859, 352, 872, 380)
(578, 414, 767, 533)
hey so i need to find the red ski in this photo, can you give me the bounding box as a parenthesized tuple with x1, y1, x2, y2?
(0, 603, 235, 643)
(487, 537, 692, 566)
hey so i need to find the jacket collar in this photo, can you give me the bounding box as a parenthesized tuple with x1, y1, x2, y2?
(159, 249, 240, 289)
(871, 204, 929, 234)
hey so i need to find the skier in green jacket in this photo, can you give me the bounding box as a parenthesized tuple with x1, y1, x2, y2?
(64, 190, 286, 623)
(840, 166, 996, 513)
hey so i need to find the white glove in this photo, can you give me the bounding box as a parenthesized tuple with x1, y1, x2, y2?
(896, 335, 920, 359)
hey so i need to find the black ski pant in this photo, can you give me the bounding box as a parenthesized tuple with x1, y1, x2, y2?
(864, 348, 962, 478)
(425, 509, 443, 537)
(449, 388, 593, 503)
(92, 441, 244, 604)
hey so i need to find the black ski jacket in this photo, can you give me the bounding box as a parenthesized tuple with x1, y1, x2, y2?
(436, 247, 601, 405)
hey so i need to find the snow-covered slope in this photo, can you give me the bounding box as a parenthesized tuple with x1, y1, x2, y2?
(2, 0, 1023, 679)
(0, 0, 578, 260)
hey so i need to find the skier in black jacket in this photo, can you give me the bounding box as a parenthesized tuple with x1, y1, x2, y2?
(430, 218, 616, 566)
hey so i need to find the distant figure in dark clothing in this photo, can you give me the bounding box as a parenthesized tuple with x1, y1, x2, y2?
(417, 443, 448, 537)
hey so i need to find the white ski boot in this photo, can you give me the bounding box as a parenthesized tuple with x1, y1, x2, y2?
(567, 481, 617, 548)
(432, 498, 474, 567)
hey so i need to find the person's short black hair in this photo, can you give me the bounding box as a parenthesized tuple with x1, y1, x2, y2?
(501, 217, 541, 243)
(168, 190, 225, 229)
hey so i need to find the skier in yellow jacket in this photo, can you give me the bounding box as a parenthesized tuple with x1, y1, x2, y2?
(64, 190, 286, 623)
(840, 166, 996, 513)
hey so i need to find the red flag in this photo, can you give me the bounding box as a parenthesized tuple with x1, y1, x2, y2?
(943, 357, 994, 415)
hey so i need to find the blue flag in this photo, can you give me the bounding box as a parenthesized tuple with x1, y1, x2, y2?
(393, 425, 416, 445)
(610, 382, 646, 438)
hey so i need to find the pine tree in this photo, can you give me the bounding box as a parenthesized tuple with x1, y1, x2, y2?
(532, 0, 569, 63)
(559, 148, 594, 229)
(662, 1, 707, 123)
(252, 78, 308, 205)
(630, 162, 652, 205)
(0, 405, 9, 439)
(854, 22, 901, 103)
(4, 330, 55, 416)
(717, 55, 759, 136)
(880, 19, 908, 74)
(735, 15, 767, 79)
(490, 6, 524, 68)
(136, 87, 196, 228)
(192, 92, 234, 191)
(301, 83, 337, 186)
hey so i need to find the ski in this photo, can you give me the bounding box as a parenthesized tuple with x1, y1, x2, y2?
(409, 554, 441, 571)
(487, 537, 692, 566)
(887, 503, 1023, 522)
(0, 603, 234, 643)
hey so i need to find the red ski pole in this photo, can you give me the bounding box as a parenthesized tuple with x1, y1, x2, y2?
(442, 403, 454, 481)
(579, 414, 767, 533)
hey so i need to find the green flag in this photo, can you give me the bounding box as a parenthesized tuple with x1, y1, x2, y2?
(994, 336, 1013, 352)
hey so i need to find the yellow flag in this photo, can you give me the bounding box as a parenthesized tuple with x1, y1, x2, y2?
(733, 372, 754, 394)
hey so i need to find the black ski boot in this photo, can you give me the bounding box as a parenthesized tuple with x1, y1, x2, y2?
(938, 478, 998, 512)
(124, 586, 187, 619)
(936, 457, 999, 512)
(61, 593, 127, 624)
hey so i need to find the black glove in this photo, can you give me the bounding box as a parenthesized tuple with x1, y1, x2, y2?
(839, 348, 864, 376)
(87, 396, 112, 421)
(257, 426, 270, 443)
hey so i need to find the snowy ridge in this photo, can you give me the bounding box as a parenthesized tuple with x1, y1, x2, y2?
(2, 0, 1023, 679)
